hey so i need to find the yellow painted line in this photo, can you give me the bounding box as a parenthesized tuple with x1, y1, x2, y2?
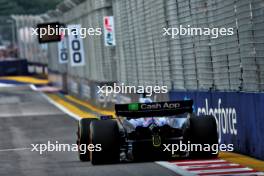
(47, 94, 96, 119)
(0, 76, 49, 85)
(65, 95, 116, 117)
(219, 152, 264, 171)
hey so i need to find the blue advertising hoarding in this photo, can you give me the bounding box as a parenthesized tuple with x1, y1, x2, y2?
(169, 91, 264, 160)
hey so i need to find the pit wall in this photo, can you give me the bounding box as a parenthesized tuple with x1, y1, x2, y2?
(169, 90, 264, 160)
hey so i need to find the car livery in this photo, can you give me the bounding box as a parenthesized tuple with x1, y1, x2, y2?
(76, 99, 218, 165)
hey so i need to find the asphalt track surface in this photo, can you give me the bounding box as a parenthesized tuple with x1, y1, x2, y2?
(0, 86, 177, 176)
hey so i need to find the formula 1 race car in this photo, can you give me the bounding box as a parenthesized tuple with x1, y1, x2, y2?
(76, 100, 218, 165)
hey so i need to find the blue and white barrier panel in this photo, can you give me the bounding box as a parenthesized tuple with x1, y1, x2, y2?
(169, 91, 264, 160)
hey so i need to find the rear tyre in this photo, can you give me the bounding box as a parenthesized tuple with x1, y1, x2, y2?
(90, 120, 120, 165)
(77, 118, 96, 161)
(185, 115, 219, 158)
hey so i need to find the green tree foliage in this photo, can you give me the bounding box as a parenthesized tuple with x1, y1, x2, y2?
(0, 0, 62, 42)
(0, 0, 62, 15)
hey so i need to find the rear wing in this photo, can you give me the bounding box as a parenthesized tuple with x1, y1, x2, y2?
(115, 100, 193, 118)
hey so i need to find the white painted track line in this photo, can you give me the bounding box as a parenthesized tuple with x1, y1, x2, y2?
(30, 84, 81, 121)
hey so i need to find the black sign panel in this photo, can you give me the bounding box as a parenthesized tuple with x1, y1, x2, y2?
(36, 22, 64, 43)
